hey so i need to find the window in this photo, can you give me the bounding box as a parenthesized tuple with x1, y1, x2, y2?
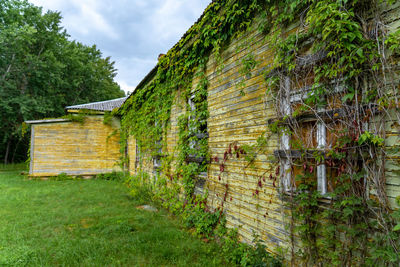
(153, 121, 162, 178)
(275, 75, 346, 196)
(135, 142, 141, 170)
(186, 92, 208, 170)
(153, 140, 162, 170)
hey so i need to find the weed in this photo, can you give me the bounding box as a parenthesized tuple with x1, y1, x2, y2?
(96, 171, 125, 181)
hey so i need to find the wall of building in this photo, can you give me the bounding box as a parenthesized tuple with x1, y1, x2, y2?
(125, 25, 289, 250)
(126, 2, 400, 255)
(29, 115, 121, 177)
(127, 135, 137, 175)
(204, 26, 286, 249)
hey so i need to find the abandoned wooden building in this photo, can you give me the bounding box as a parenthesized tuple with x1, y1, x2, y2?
(119, 1, 400, 264)
(28, 0, 400, 264)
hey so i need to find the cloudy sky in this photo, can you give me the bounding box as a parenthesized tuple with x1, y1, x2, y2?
(29, 0, 211, 94)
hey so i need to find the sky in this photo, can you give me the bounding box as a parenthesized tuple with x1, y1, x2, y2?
(29, 0, 211, 95)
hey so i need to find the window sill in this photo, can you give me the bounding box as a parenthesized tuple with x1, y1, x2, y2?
(185, 155, 208, 164)
(274, 149, 325, 159)
(267, 104, 380, 126)
(188, 132, 209, 139)
(280, 189, 333, 203)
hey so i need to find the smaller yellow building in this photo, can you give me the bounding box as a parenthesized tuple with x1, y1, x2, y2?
(26, 97, 126, 177)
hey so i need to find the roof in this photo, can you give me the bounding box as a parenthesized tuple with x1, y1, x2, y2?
(65, 97, 128, 112)
(133, 65, 158, 94)
(25, 118, 70, 125)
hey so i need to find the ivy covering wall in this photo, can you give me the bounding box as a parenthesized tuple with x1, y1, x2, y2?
(119, 0, 400, 266)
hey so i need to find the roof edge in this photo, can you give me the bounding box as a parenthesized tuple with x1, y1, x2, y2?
(124, 1, 216, 102)
(25, 119, 71, 124)
(66, 96, 127, 110)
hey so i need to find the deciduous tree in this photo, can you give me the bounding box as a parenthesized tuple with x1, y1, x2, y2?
(0, 0, 124, 163)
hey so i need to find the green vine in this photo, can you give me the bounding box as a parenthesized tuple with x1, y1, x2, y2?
(119, 0, 265, 206)
(262, 0, 400, 265)
(117, 0, 400, 265)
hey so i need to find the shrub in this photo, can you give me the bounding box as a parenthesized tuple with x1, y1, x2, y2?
(125, 172, 153, 204)
(96, 171, 125, 182)
(221, 230, 282, 267)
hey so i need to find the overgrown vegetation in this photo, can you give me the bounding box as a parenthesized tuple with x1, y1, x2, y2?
(119, 0, 283, 265)
(118, 0, 400, 265)
(125, 173, 282, 267)
(262, 0, 400, 265)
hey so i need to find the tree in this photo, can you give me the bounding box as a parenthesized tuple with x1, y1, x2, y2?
(0, 0, 125, 163)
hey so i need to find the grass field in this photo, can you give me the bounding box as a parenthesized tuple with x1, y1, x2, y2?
(0, 165, 226, 266)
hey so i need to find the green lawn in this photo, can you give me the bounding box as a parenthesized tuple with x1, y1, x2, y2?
(0, 167, 226, 266)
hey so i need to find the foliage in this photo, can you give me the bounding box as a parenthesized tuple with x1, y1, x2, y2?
(96, 171, 126, 182)
(61, 110, 91, 124)
(357, 131, 384, 146)
(119, 0, 263, 183)
(125, 172, 154, 204)
(118, 2, 271, 260)
(124, 170, 282, 266)
(117, 0, 285, 257)
(261, 0, 400, 265)
(220, 230, 282, 267)
(118, 0, 399, 265)
(54, 172, 69, 181)
(182, 201, 222, 237)
(0, 0, 125, 164)
(102, 111, 114, 126)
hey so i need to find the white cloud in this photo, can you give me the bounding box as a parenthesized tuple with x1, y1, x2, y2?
(31, 0, 119, 40)
(115, 79, 136, 95)
(29, 0, 67, 10)
(28, 0, 211, 94)
(114, 56, 157, 92)
(150, 0, 195, 44)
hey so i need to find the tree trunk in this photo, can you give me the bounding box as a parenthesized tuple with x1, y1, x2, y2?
(4, 139, 11, 164)
(11, 139, 21, 163)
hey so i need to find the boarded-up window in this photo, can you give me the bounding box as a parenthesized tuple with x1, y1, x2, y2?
(186, 92, 208, 168)
(135, 142, 141, 170)
(278, 75, 345, 195)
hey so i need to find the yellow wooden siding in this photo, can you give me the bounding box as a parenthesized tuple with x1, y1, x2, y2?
(127, 136, 136, 175)
(384, 2, 400, 207)
(166, 91, 186, 174)
(30, 116, 121, 177)
(204, 26, 288, 251)
(126, 3, 400, 256)
(384, 110, 400, 207)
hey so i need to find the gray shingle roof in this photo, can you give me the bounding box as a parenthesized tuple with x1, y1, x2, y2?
(65, 97, 127, 112)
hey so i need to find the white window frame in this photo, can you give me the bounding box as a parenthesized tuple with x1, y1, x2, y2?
(153, 121, 162, 180)
(188, 94, 197, 150)
(135, 142, 141, 170)
(187, 92, 208, 159)
(279, 77, 346, 195)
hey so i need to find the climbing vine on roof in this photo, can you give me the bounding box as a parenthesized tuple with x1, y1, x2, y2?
(119, 0, 265, 193)
(118, 1, 282, 264)
(119, 0, 400, 265)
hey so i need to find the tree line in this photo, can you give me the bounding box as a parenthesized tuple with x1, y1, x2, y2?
(0, 0, 125, 164)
